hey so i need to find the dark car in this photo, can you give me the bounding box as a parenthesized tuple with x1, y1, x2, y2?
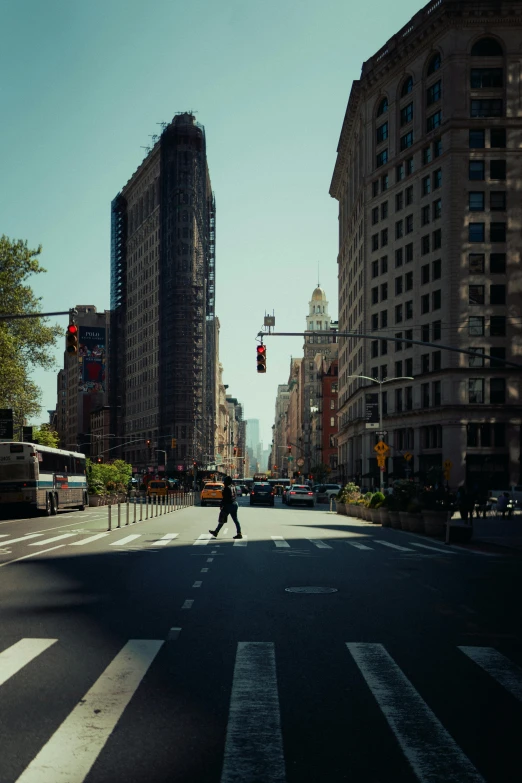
(250, 482, 275, 507)
(286, 485, 315, 508)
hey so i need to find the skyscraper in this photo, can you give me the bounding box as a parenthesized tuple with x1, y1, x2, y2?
(110, 113, 216, 474)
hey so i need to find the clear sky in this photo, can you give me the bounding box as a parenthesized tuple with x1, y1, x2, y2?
(2, 0, 422, 448)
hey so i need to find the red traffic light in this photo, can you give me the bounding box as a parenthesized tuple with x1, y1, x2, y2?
(66, 323, 79, 354)
(256, 345, 265, 354)
(256, 344, 266, 373)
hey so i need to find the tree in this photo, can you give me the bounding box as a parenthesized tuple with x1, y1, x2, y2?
(86, 459, 133, 495)
(310, 463, 331, 483)
(0, 236, 62, 428)
(33, 424, 60, 448)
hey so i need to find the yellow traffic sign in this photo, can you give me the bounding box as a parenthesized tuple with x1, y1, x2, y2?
(376, 455, 386, 467)
(374, 441, 390, 455)
(443, 459, 453, 470)
(404, 452, 412, 461)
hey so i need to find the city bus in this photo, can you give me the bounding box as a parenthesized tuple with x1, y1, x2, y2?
(0, 441, 88, 516)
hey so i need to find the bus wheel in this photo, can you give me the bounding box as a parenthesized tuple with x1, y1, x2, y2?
(42, 494, 52, 516)
(78, 492, 87, 511)
(50, 494, 58, 515)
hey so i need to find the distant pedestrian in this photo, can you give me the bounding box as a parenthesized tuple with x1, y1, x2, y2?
(457, 486, 475, 525)
(210, 476, 242, 539)
(496, 492, 512, 520)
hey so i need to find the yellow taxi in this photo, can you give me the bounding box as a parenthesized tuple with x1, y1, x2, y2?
(201, 482, 224, 507)
(146, 480, 169, 497)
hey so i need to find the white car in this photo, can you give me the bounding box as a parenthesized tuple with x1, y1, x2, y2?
(314, 484, 341, 504)
(286, 485, 315, 508)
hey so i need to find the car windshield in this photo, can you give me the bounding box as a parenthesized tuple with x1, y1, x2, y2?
(291, 485, 308, 490)
(254, 483, 270, 489)
(204, 484, 223, 490)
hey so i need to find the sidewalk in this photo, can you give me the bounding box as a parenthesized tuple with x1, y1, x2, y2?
(454, 511, 522, 551)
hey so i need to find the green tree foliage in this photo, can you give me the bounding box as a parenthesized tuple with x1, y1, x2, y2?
(33, 424, 60, 448)
(87, 459, 133, 495)
(0, 236, 61, 427)
(310, 463, 331, 483)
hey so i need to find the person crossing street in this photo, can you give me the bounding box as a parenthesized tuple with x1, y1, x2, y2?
(209, 476, 243, 539)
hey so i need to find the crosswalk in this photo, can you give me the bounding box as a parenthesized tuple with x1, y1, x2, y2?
(1, 636, 520, 782)
(0, 530, 469, 557)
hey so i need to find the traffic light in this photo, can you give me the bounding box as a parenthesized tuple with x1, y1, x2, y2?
(66, 323, 78, 354)
(171, 438, 177, 449)
(97, 457, 103, 463)
(256, 344, 266, 373)
(146, 439, 151, 447)
(233, 447, 237, 456)
(287, 446, 292, 454)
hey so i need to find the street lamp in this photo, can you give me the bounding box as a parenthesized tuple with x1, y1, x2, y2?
(347, 374, 414, 492)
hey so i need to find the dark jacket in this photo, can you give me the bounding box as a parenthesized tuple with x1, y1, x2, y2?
(222, 485, 236, 506)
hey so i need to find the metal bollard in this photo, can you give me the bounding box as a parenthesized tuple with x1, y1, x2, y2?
(117, 502, 121, 528)
(126, 500, 130, 526)
(161, 494, 164, 515)
(155, 495, 158, 516)
(140, 495, 143, 522)
(108, 504, 112, 531)
(133, 498, 137, 524)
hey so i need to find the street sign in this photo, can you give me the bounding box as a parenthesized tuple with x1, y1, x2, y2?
(176, 465, 184, 472)
(297, 458, 304, 466)
(287, 456, 294, 462)
(376, 455, 386, 467)
(0, 409, 13, 440)
(404, 452, 413, 461)
(22, 426, 33, 442)
(365, 393, 379, 429)
(374, 441, 390, 455)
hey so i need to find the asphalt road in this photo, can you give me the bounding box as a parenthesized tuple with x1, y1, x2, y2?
(0, 496, 521, 783)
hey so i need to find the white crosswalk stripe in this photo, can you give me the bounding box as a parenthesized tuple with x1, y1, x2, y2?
(410, 542, 457, 555)
(374, 540, 415, 552)
(0, 533, 45, 546)
(69, 533, 110, 546)
(308, 539, 333, 549)
(346, 541, 373, 550)
(150, 533, 179, 546)
(458, 646, 522, 703)
(233, 535, 247, 546)
(194, 533, 212, 545)
(0, 639, 57, 687)
(29, 533, 78, 547)
(109, 534, 142, 546)
(271, 536, 290, 548)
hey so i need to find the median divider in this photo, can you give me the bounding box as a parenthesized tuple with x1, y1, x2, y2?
(107, 491, 195, 531)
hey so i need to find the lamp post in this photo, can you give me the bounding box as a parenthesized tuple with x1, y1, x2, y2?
(156, 450, 167, 475)
(347, 374, 414, 492)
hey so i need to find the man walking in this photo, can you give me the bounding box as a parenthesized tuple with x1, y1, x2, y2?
(209, 476, 243, 539)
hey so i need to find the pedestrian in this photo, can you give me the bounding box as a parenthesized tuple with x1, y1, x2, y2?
(457, 486, 475, 525)
(496, 492, 512, 520)
(209, 476, 243, 539)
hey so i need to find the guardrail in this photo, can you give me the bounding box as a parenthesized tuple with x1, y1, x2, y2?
(107, 491, 196, 531)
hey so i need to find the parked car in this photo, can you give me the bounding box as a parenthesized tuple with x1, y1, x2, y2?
(286, 485, 315, 508)
(201, 482, 224, 507)
(314, 484, 342, 504)
(250, 482, 275, 507)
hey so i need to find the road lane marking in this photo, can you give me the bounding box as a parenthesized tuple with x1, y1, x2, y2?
(346, 542, 373, 550)
(410, 542, 457, 555)
(374, 540, 415, 552)
(0, 545, 66, 567)
(308, 539, 333, 549)
(271, 536, 290, 548)
(233, 535, 247, 546)
(69, 534, 110, 546)
(347, 643, 485, 783)
(0, 639, 57, 687)
(221, 642, 285, 783)
(0, 533, 45, 546)
(201, 567, 209, 573)
(15, 640, 163, 783)
(192, 581, 202, 588)
(223, 527, 229, 535)
(182, 600, 194, 609)
(458, 646, 522, 702)
(151, 533, 179, 546)
(194, 534, 212, 546)
(109, 535, 142, 546)
(29, 533, 78, 547)
(207, 557, 214, 562)
(167, 628, 182, 641)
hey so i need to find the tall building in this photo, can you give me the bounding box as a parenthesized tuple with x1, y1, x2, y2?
(110, 113, 216, 475)
(301, 287, 337, 473)
(330, 0, 522, 489)
(246, 419, 260, 452)
(272, 384, 290, 477)
(56, 305, 109, 453)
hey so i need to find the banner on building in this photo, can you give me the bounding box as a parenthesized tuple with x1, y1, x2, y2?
(365, 394, 379, 429)
(78, 326, 106, 394)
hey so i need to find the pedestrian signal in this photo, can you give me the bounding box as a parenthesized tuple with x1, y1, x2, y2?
(256, 344, 266, 373)
(66, 323, 78, 354)
(171, 438, 177, 449)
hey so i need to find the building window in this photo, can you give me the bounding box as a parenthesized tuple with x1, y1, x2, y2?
(380, 310, 388, 328)
(376, 122, 389, 143)
(376, 149, 388, 168)
(372, 260, 379, 278)
(421, 294, 430, 314)
(432, 381, 441, 406)
(421, 206, 430, 226)
(432, 198, 442, 220)
(426, 80, 441, 105)
(395, 332, 403, 351)
(432, 351, 441, 371)
(380, 365, 388, 380)
(469, 161, 485, 180)
(469, 285, 485, 305)
(490, 347, 506, 367)
(490, 378, 506, 405)
(432, 290, 441, 310)
(490, 253, 506, 274)
(469, 347, 485, 368)
(469, 192, 485, 211)
(427, 53, 441, 75)
(490, 315, 506, 336)
(469, 223, 485, 242)
(371, 287, 379, 304)
(433, 169, 442, 189)
(470, 99, 503, 118)
(427, 111, 442, 132)
(422, 383, 430, 407)
(493, 422, 505, 447)
(406, 386, 413, 410)
(405, 243, 413, 263)
(421, 324, 430, 342)
(372, 180, 379, 197)
(490, 191, 506, 211)
(469, 129, 485, 149)
(381, 228, 388, 246)
(395, 304, 403, 323)
(381, 339, 388, 355)
(406, 157, 414, 176)
(401, 76, 413, 96)
(396, 192, 404, 211)
(400, 103, 414, 126)
(469, 253, 485, 273)
(490, 128, 506, 148)
(372, 207, 379, 225)
(381, 201, 388, 219)
(432, 321, 441, 341)
(395, 360, 403, 377)
(490, 284, 506, 305)
(470, 68, 503, 89)
(371, 313, 379, 330)
(381, 283, 388, 301)
(405, 358, 413, 377)
(421, 353, 430, 373)
(433, 138, 442, 158)
(395, 220, 404, 239)
(422, 176, 431, 196)
(330, 417, 335, 427)
(395, 389, 403, 413)
(432, 228, 441, 250)
(395, 248, 403, 268)
(490, 160, 506, 180)
(381, 255, 388, 273)
(396, 164, 405, 182)
(432, 259, 441, 279)
(372, 234, 379, 251)
(421, 264, 430, 285)
(377, 97, 388, 116)
(468, 379, 484, 404)
(405, 186, 413, 205)
(471, 37, 503, 56)
(490, 222, 506, 243)
(405, 271, 413, 291)
(421, 235, 430, 255)
(382, 173, 389, 191)
(423, 146, 432, 165)
(469, 316, 485, 336)
(405, 300, 413, 319)
(371, 340, 379, 358)
(405, 215, 413, 234)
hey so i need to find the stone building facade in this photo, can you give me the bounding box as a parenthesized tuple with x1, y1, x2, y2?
(330, 0, 522, 490)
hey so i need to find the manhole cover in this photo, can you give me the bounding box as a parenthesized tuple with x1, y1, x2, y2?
(285, 586, 338, 594)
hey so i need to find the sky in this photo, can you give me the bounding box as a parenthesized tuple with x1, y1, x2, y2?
(2, 0, 423, 448)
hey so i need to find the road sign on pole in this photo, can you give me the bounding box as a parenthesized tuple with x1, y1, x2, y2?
(297, 458, 304, 467)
